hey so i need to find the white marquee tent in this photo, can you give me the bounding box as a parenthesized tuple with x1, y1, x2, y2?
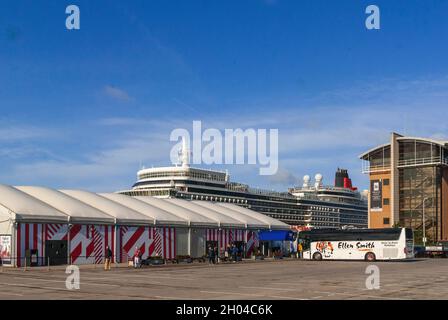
(0, 184, 290, 267)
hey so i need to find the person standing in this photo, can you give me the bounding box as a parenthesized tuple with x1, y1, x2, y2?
(208, 246, 214, 265)
(133, 246, 141, 268)
(226, 245, 231, 262)
(104, 245, 113, 271)
(232, 244, 238, 263)
(297, 242, 303, 259)
(214, 246, 219, 264)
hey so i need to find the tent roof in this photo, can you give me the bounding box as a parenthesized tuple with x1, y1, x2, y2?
(165, 198, 246, 229)
(99, 193, 188, 227)
(192, 201, 269, 230)
(134, 196, 219, 228)
(0, 184, 69, 223)
(217, 203, 291, 230)
(60, 190, 154, 226)
(0, 185, 287, 231)
(15, 186, 115, 225)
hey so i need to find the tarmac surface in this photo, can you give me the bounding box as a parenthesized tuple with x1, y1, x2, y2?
(0, 258, 447, 300)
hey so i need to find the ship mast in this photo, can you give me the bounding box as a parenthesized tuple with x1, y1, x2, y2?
(180, 136, 191, 168)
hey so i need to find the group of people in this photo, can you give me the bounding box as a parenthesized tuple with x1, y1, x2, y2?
(104, 245, 145, 270)
(207, 244, 242, 265)
(104, 242, 305, 270)
(287, 241, 304, 259)
(207, 245, 219, 264)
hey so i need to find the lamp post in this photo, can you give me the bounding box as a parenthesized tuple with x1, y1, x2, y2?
(422, 197, 429, 247)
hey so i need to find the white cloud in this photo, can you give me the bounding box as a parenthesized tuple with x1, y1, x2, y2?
(0, 125, 49, 142)
(268, 168, 298, 186)
(103, 85, 133, 102)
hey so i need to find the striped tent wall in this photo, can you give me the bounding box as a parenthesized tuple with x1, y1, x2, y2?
(119, 226, 149, 262)
(205, 229, 246, 253)
(119, 226, 176, 262)
(16, 223, 44, 267)
(246, 231, 259, 256)
(45, 224, 68, 241)
(16, 223, 69, 267)
(69, 225, 114, 265)
(155, 227, 176, 259)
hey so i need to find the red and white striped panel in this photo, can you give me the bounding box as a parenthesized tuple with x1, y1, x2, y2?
(16, 223, 45, 267)
(104, 225, 114, 262)
(92, 226, 103, 264)
(154, 227, 176, 259)
(232, 229, 244, 242)
(206, 229, 219, 242)
(218, 229, 245, 252)
(219, 229, 230, 252)
(246, 231, 259, 256)
(120, 226, 151, 262)
(151, 227, 161, 257)
(45, 224, 68, 241)
(120, 226, 176, 261)
(70, 225, 113, 265)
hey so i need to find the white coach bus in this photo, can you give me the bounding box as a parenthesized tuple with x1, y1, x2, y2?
(298, 228, 414, 261)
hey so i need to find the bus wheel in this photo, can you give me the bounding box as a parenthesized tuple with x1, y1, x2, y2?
(312, 252, 323, 261)
(365, 252, 376, 262)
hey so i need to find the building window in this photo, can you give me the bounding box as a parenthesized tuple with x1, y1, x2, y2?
(383, 198, 390, 206)
(383, 179, 390, 186)
(383, 218, 390, 225)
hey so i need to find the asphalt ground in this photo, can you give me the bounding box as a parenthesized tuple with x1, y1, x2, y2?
(0, 258, 447, 300)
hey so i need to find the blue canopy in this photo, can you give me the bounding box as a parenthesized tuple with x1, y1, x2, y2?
(258, 230, 295, 241)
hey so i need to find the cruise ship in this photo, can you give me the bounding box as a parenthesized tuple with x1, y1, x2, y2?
(119, 143, 368, 229)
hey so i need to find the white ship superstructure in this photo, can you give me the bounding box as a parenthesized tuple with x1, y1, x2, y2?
(119, 143, 367, 229)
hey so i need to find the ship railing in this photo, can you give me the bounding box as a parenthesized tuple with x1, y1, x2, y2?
(246, 188, 295, 198)
(289, 186, 359, 194)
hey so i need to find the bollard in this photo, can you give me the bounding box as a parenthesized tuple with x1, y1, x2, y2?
(47, 257, 50, 272)
(24, 257, 27, 272)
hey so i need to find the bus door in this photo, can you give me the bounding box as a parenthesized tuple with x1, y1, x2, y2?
(302, 239, 311, 259)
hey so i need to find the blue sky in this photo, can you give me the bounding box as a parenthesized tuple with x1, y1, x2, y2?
(0, 0, 447, 192)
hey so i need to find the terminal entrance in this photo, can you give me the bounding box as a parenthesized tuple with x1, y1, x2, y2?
(45, 240, 67, 265)
(259, 241, 270, 256)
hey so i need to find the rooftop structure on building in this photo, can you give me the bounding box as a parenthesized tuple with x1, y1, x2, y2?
(360, 132, 448, 243)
